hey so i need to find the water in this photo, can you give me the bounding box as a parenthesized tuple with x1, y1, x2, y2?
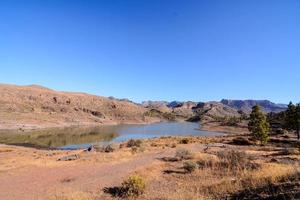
(0, 122, 222, 149)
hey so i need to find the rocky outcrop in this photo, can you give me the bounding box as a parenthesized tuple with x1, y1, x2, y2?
(192, 101, 241, 120)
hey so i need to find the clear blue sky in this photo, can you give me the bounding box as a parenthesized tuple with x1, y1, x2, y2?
(0, 0, 299, 103)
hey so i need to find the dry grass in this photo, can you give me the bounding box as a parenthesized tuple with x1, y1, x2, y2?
(1, 135, 299, 200)
(133, 147, 300, 200)
(48, 191, 95, 200)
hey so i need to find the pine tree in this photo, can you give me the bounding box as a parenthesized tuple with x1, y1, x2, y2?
(295, 104, 300, 140)
(285, 102, 300, 140)
(248, 105, 270, 144)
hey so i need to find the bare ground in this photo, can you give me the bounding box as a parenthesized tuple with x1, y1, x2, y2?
(0, 132, 299, 200)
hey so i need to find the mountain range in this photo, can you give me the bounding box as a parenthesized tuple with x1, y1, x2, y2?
(0, 83, 288, 129)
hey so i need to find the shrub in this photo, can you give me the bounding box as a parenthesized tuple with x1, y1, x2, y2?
(127, 139, 142, 147)
(217, 150, 246, 168)
(179, 138, 190, 144)
(196, 159, 216, 169)
(196, 150, 259, 174)
(175, 149, 194, 160)
(216, 150, 258, 171)
(131, 146, 138, 154)
(93, 144, 115, 153)
(121, 175, 146, 197)
(104, 144, 115, 153)
(183, 161, 198, 173)
(231, 137, 252, 146)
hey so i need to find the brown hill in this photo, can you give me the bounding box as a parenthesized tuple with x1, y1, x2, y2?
(0, 84, 160, 129)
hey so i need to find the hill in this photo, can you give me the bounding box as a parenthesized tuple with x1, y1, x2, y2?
(221, 99, 287, 113)
(0, 84, 161, 129)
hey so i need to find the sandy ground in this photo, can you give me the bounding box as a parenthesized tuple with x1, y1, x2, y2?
(0, 142, 207, 200)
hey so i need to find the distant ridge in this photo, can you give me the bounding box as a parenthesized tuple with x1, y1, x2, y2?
(221, 99, 287, 113)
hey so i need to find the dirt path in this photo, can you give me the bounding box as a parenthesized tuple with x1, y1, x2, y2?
(0, 143, 208, 200)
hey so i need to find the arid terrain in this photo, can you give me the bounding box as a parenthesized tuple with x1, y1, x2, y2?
(0, 124, 299, 200)
(0, 84, 298, 200)
(0, 84, 161, 129)
(0, 84, 287, 130)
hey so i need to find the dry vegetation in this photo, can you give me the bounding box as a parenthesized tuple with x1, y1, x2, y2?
(100, 134, 299, 199)
(1, 131, 299, 200)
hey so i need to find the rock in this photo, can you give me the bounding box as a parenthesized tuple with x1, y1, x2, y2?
(57, 154, 79, 161)
(87, 146, 93, 151)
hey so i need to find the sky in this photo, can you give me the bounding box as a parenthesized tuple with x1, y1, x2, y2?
(0, 0, 299, 103)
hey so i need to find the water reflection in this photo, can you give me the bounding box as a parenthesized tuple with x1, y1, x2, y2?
(0, 122, 222, 149)
(0, 126, 119, 149)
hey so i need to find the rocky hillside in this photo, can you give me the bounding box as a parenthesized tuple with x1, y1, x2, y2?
(0, 84, 289, 129)
(221, 99, 287, 113)
(0, 84, 161, 129)
(142, 100, 241, 122)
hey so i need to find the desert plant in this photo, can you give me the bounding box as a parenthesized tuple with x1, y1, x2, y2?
(104, 144, 115, 153)
(127, 139, 142, 147)
(121, 175, 146, 197)
(179, 138, 190, 144)
(183, 161, 198, 173)
(175, 148, 194, 160)
(171, 143, 177, 148)
(216, 150, 258, 171)
(131, 146, 138, 154)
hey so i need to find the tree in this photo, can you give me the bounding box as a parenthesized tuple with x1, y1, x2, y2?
(285, 102, 300, 140)
(248, 105, 270, 144)
(296, 104, 300, 140)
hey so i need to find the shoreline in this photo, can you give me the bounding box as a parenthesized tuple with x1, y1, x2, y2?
(0, 121, 225, 150)
(0, 125, 299, 200)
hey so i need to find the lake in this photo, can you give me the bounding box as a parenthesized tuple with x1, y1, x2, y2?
(0, 122, 222, 149)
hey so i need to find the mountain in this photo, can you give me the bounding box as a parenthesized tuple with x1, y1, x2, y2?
(0, 84, 162, 129)
(190, 101, 241, 120)
(221, 99, 287, 113)
(0, 83, 290, 129)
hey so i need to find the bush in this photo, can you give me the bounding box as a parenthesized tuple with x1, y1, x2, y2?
(131, 146, 138, 154)
(231, 137, 252, 146)
(183, 161, 198, 173)
(179, 138, 190, 144)
(127, 139, 142, 147)
(93, 144, 115, 153)
(196, 159, 216, 169)
(196, 150, 259, 174)
(216, 150, 258, 171)
(121, 175, 146, 197)
(175, 149, 194, 160)
(104, 144, 115, 153)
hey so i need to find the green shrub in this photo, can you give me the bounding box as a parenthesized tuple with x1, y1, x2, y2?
(121, 175, 146, 197)
(183, 161, 198, 173)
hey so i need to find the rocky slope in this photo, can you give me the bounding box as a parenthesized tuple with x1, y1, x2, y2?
(0, 84, 289, 129)
(0, 84, 160, 129)
(221, 99, 287, 113)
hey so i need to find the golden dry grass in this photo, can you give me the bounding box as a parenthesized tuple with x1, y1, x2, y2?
(1, 136, 299, 200)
